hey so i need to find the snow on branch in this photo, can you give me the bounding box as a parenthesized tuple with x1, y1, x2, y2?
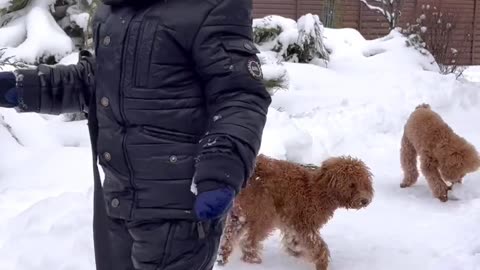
(360, 0, 387, 16)
(0, 48, 27, 69)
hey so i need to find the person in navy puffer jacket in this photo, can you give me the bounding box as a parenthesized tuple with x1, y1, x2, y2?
(0, 0, 271, 269)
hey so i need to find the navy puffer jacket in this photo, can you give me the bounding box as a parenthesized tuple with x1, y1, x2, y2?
(15, 0, 271, 221)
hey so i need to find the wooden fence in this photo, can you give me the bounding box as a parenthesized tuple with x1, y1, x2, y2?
(252, 0, 480, 65)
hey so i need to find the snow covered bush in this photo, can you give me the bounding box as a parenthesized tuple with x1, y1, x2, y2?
(0, 0, 95, 65)
(359, 0, 403, 30)
(401, 4, 470, 77)
(257, 52, 289, 96)
(283, 14, 330, 64)
(253, 14, 330, 65)
(252, 14, 330, 95)
(0, 0, 92, 121)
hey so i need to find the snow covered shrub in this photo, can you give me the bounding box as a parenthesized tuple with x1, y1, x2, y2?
(257, 52, 289, 96)
(359, 0, 403, 30)
(253, 14, 330, 65)
(0, 0, 91, 121)
(404, 33, 429, 56)
(253, 15, 297, 49)
(0, 0, 95, 65)
(253, 23, 282, 45)
(282, 14, 330, 64)
(401, 4, 471, 78)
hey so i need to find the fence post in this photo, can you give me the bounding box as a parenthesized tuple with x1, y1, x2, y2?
(296, 0, 299, 19)
(472, 0, 478, 64)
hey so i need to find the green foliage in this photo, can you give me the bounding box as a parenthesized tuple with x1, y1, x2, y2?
(253, 26, 282, 45)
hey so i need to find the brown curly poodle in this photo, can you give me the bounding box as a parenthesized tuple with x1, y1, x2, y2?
(217, 154, 374, 270)
(400, 103, 480, 202)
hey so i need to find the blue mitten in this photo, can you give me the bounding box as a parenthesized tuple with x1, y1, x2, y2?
(194, 183, 235, 221)
(0, 72, 18, 107)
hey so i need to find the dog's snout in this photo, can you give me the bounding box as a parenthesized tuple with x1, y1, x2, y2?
(360, 198, 370, 206)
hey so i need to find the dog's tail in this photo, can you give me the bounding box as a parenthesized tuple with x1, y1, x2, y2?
(415, 103, 431, 110)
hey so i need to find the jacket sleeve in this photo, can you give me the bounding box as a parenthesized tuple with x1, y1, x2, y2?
(191, 0, 272, 193)
(14, 50, 95, 115)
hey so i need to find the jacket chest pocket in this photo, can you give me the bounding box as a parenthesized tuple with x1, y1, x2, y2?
(133, 22, 191, 89)
(132, 19, 159, 88)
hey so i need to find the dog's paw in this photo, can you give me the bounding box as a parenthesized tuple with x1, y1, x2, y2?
(315, 261, 329, 270)
(438, 194, 448, 202)
(400, 179, 414, 188)
(285, 247, 303, 258)
(216, 259, 227, 266)
(241, 253, 263, 264)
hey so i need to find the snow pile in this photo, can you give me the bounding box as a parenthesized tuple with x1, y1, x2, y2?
(0, 191, 94, 270)
(323, 28, 439, 73)
(260, 108, 317, 164)
(0, 108, 92, 270)
(1, 25, 480, 270)
(464, 66, 480, 82)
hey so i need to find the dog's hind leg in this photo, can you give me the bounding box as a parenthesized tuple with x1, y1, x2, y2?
(294, 229, 330, 270)
(281, 229, 304, 258)
(400, 133, 420, 188)
(217, 205, 246, 266)
(239, 216, 274, 264)
(420, 155, 449, 202)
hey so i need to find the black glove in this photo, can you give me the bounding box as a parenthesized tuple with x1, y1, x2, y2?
(0, 72, 18, 108)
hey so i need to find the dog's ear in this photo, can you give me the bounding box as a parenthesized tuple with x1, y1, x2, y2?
(314, 157, 341, 183)
(314, 156, 369, 186)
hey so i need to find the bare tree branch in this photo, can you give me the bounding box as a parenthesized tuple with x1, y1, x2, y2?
(359, 0, 403, 30)
(0, 48, 28, 70)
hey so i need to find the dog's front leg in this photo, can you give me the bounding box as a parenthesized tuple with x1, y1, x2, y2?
(420, 155, 449, 202)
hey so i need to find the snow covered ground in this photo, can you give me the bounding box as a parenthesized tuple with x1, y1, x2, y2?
(1, 27, 480, 270)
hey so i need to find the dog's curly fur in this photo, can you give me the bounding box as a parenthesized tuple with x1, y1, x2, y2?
(217, 154, 374, 270)
(400, 103, 480, 202)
